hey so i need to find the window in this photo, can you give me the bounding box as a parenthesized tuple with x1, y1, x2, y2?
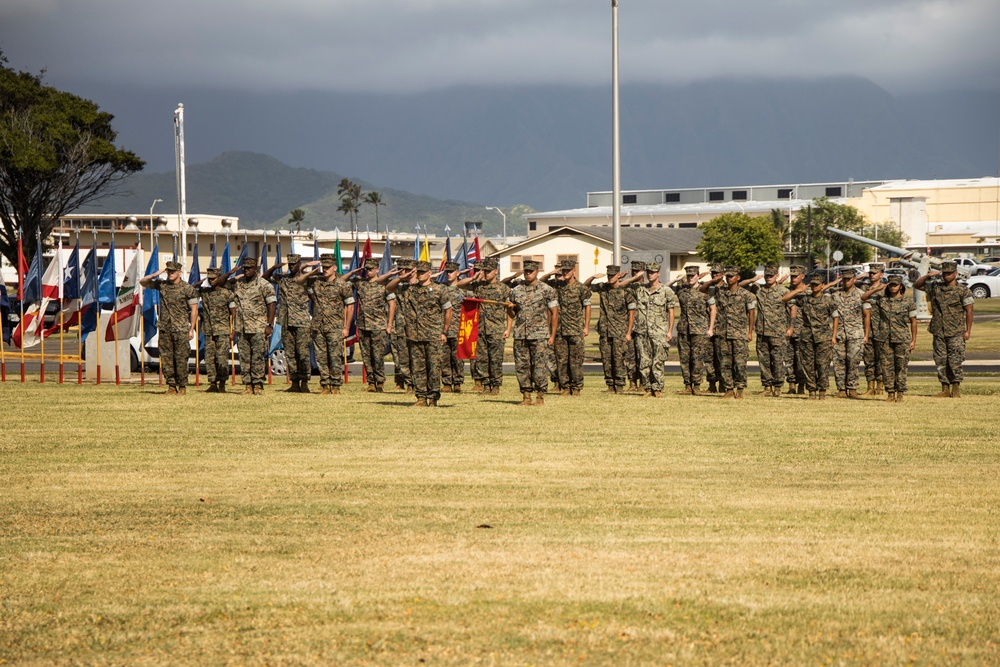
(664, 192, 681, 203)
(709, 191, 725, 202)
(732, 190, 748, 201)
(529, 221, 536, 231)
(556, 254, 579, 267)
(778, 188, 793, 199)
(510, 255, 545, 272)
(826, 186, 843, 197)
(623, 194, 637, 204)
(679, 222, 697, 228)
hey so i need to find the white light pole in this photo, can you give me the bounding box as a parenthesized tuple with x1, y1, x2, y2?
(149, 198, 162, 251)
(486, 206, 507, 238)
(611, 0, 622, 264)
(173, 104, 187, 267)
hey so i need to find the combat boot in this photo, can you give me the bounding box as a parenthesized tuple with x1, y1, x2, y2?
(676, 385, 692, 395)
(861, 381, 876, 397)
(320, 386, 331, 396)
(786, 384, 797, 395)
(520, 391, 534, 406)
(489, 386, 500, 395)
(847, 389, 859, 399)
(330, 387, 340, 395)
(560, 388, 571, 396)
(691, 385, 702, 396)
(405, 386, 415, 395)
(771, 384, 783, 396)
(837, 390, 847, 398)
(300, 382, 311, 394)
(535, 391, 545, 406)
(933, 383, 951, 398)
(242, 385, 253, 395)
(165, 386, 178, 395)
(627, 380, 639, 394)
(411, 398, 427, 407)
(473, 380, 484, 393)
(894, 392, 904, 403)
(253, 385, 264, 395)
(452, 385, 462, 393)
(754, 387, 770, 395)
(366, 383, 377, 393)
(721, 390, 734, 399)
(643, 390, 653, 397)
(735, 388, 744, 399)
(205, 382, 218, 393)
(818, 391, 827, 400)
(427, 398, 438, 408)
(875, 382, 884, 396)
(707, 381, 717, 393)
(286, 380, 298, 393)
(176, 387, 186, 395)
(376, 384, 385, 393)
(951, 384, 962, 398)
(807, 391, 818, 400)
(603, 386, 616, 393)
(217, 381, 227, 393)
(885, 391, 895, 402)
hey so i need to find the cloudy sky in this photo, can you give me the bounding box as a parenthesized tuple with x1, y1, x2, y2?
(2, 0, 999, 95)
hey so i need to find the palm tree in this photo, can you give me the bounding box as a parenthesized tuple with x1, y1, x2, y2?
(337, 179, 363, 234)
(288, 208, 306, 234)
(365, 191, 385, 235)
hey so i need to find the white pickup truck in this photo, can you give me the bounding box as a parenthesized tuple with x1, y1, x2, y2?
(952, 257, 994, 275)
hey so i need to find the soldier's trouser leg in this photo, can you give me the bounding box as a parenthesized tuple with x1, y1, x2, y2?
(842, 337, 862, 390)
(282, 326, 311, 382)
(440, 337, 464, 386)
(359, 329, 387, 386)
(237, 332, 266, 386)
(677, 333, 692, 387)
(730, 337, 749, 390)
(555, 335, 570, 388)
(161, 331, 189, 388)
(636, 335, 654, 390)
(600, 335, 615, 386)
(624, 337, 639, 383)
(391, 333, 411, 387)
(704, 336, 717, 384)
(206, 334, 230, 384)
(718, 337, 735, 391)
(314, 330, 344, 387)
(689, 334, 707, 386)
(546, 342, 557, 385)
(205, 334, 218, 384)
(483, 334, 505, 388)
(650, 338, 668, 391)
(600, 335, 626, 387)
(863, 340, 883, 383)
(933, 334, 966, 385)
(814, 340, 832, 392)
(833, 338, 847, 391)
(756, 335, 782, 387)
(801, 339, 818, 392)
(786, 336, 805, 385)
(565, 334, 585, 389)
(408, 340, 441, 400)
(514, 339, 548, 392)
(889, 341, 910, 393)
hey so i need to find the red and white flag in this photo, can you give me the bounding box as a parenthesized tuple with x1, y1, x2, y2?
(12, 254, 60, 349)
(456, 297, 483, 360)
(105, 247, 143, 342)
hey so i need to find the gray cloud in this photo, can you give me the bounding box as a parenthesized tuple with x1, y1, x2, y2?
(2, 0, 997, 93)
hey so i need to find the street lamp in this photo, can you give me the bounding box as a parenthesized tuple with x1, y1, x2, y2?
(486, 206, 506, 238)
(149, 198, 162, 250)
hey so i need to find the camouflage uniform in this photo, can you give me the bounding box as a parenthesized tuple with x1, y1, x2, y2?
(632, 272, 678, 393)
(924, 276, 974, 386)
(794, 283, 839, 393)
(510, 275, 559, 393)
(591, 265, 634, 390)
(713, 274, 756, 392)
(199, 278, 236, 385)
(784, 266, 807, 390)
(398, 271, 452, 402)
(308, 266, 355, 389)
(355, 262, 394, 388)
(227, 266, 277, 388)
(676, 270, 715, 390)
(270, 262, 312, 384)
(553, 264, 591, 392)
(754, 272, 789, 390)
(622, 261, 646, 388)
(469, 270, 512, 391)
(148, 268, 199, 389)
(702, 265, 725, 389)
(865, 284, 916, 394)
(390, 259, 414, 389)
(439, 268, 470, 389)
(831, 281, 864, 393)
(862, 264, 886, 386)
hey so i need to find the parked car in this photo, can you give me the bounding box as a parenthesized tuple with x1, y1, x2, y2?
(951, 257, 993, 275)
(967, 268, 1000, 299)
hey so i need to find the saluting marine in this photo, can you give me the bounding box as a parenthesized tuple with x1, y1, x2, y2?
(199, 266, 236, 393)
(862, 274, 917, 402)
(456, 258, 511, 395)
(784, 273, 839, 399)
(265, 254, 313, 393)
(508, 259, 558, 406)
(830, 267, 865, 399)
(302, 254, 355, 395)
(675, 265, 715, 395)
(752, 265, 789, 396)
(914, 260, 974, 398)
(216, 257, 277, 395)
(551, 259, 591, 396)
(140, 260, 199, 395)
(584, 264, 635, 393)
(704, 266, 756, 399)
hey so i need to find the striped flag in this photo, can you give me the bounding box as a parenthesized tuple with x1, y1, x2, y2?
(106, 247, 143, 342)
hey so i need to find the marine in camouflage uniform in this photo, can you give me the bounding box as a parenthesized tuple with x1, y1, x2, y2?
(388, 260, 453, 407)
(915, 261, 975, 398)
(830, 268, 865, 398)
(631, 263, 678, 397)
(389, 258, 414, 391)
(355, 258, 395, 391)
(787, 274, 839, 399)
(708, 267, 756, 398)
(753, 265, 789, 396)
(438, 261, 470, 392)
(305, 254, 355, 394)
(863, 275, 917, 402)
(551, 259, 591, 395)
(783, 266, 808, 394)
(141, 260, 199, 394)
(585, 264, 635, 393)
(861, 263, 886, 394)
(675, 265, 715, 394)
(457, 258, 511, 394)
(509, 259, 559, 405)
(221, 257, 277, 394)
(622, 261, 647, 392)
(199, 267, 236, 392)
(266, 254, 313, 392)
(700, 264, 725, 392)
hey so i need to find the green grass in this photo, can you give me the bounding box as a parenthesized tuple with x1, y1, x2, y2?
(2, 379, 1000, 665)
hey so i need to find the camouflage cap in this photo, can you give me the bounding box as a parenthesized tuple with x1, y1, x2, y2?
(724, 266, 740, 277)
(647, 262, 661, 273)
(684, 265, 700, 275)
(710, 263, 724, 274)
(788, 265, 806, 276)
(398, 258, 415, 269)
(868, 263, 885, 273)
(630, 260, 646, 271)
(522, 259, 540, 272)
(165, 260, 183, 272)
(364, 258, 380, 270)
(415, 260, 432, 272)
(887, 274, 903, 285)
(809, 273, 824, 285)
(444, 261, 460, 271)
(320, 253, 337, 267)
(940, 260, 958, 272)
(480, 258, 498, 271)
(206, 267, 221, 277)
(606, 264, 621, 275)
(286, 254, 301, 265)
(559, 259, 577, 270)
(242, 257, 258, 269)
(764, 264, 779, 276)
(840, 267, 857, 277)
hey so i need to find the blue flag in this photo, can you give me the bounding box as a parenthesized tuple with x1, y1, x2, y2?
(221, 238, 232, 274)
(313, 231, 320, 261)
(235, 233, 248, 274)
(80, 240, 99, 341)
(188, 241, 201, 286)
(63, 241, 81, 301)
(1, 283, 10, 344)
(412, 228, 421, 261)
(456, 237, 469, 272)
(98, 239, 117, 305)
(22, 240, 44, 304)
(142, 242, 160, 344)
(436, 236, 452, 284)
(379, 237, 393, 275)
(348, 238, 361, 273)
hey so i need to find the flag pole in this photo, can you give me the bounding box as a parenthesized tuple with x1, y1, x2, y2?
(58, 233, 64, 384)
(37, 228, 45, 384)
(19, 296, 25, 383)
(0, 303, 6, 382)
(75, 231, 82, 384)
(611, 0, 622, 265)
(194, 316, 200, 387)
(343, 340, 349, 384)
(230, 317, 237, 387)
(112, 243, 121, 386)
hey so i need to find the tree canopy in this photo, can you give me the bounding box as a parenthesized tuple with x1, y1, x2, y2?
(789, 198, 877, 266)
(0, 52, 144, 267)
(696, 212, 784, 274)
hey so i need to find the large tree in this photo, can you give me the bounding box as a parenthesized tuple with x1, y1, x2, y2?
(0, 52, 144, 267)
(789, 198, 874, 266)
(696, 212, 784, 274)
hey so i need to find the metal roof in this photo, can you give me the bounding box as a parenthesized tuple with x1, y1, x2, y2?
(529, 198, 838, 220)
(493, 225, 703, 256)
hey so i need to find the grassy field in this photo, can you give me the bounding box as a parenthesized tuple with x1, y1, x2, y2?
(2, 378, 999, 665)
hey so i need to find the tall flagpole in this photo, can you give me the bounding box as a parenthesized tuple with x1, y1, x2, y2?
(58, 233, 64, 384)
(174, 104, 188, 268)
(37, 227, 44, 383)
(611, 0, 622, 265)
(112, 234, 121, 386)
(76, 230, 83, 384)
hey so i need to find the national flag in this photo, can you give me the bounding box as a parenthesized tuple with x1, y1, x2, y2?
(471, 236, 482, 264)
(106, 247, 143, 342)
(188, 240, 201, 285)
(45, 240, 82, 337)
(142, 242, 160, 344)
(362, 237, 372, 262)
(412, 227, 421, 261)
(16, 229, 27, 301)
(235, 233, 248, 274)
(436, 236, 452, 284)
(456, 236, 470, 272)
(313, 230, 320, 261)
(419, 232, 430, 263)
(13, 251, 57, 349)
(456, 297, 484, 360)
(379, 236, 393, 275)
(221, 237, 232, 274)
(80, 240, 99, 341)
(333, 233, 343, 274)
(22, 233, 43, 304)
(1, 283, 10, 344)
(98, 239, 117, 305)
(348, 238, 361, 273)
